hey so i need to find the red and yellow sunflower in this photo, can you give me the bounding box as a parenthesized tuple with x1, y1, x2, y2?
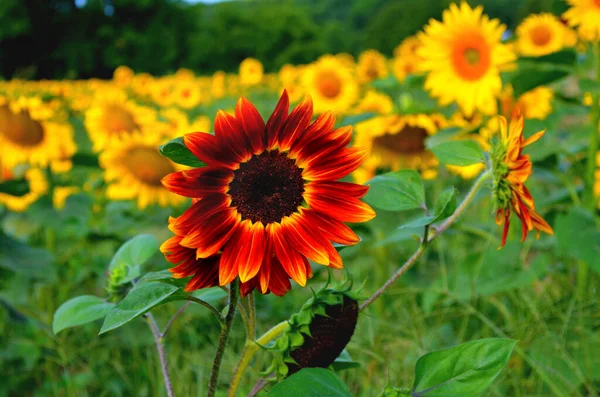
(492, 108, 553, 248)
(161, 91, 375, 296)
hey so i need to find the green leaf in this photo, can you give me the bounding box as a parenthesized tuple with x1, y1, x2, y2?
(53, 296, 115, 334)
(365, 170, 425, 211)
(511, 69, 569, 98)
(190, 287, 227, 305)
(400, 188, 457, 229)
(342, 112, 376, 126)
(269, 368, 352, 397)
(0, 178, 30, 197)
(555, 208, 600, 273)
(412, 338, 517, 397)
(579, 78, 600, 94)
(109, 234, 159, 272)
(159, 137, 205, 167)
(0, 231, 55, 279)
(331, 349, 361, 371)
(519, 49, 576, 66)
(428, 140, 484, 167)
(99, 282, 181, 334)
(71, 152, 100, 167)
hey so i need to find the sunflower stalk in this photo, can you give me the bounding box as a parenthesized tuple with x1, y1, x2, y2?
(360, 170, 492, 310)
(144, 313, 174, 397)
(207, 279, 240, 397)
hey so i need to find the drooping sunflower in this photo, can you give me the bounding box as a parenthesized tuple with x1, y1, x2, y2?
(239, 58, 264, 87)
(356, 49, 388, 84)
(516, 13, 575, 56)
(99, 133, 186, 209)
(353, 113, 445, 183)
(85, 89, 157, 151)
(160, 91, 375, 296)
(0, 164, 48, 212)
(302, 55, 359, 115)
(492, 109, 553, 248)
(417, 2, 515, 116)
(563, 0, 600, 42)
(0, 96, 76, 169)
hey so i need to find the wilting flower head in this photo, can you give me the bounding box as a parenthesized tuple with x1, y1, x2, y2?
(161, 91, 375, 296)
(491, 108, 553, 248)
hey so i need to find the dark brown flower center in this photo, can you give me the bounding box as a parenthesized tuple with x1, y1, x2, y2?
(0, 107, 45, 147)
(229, 150, 304, 224)
(123, 147, 175, 186)
(373, 126, 428, 154)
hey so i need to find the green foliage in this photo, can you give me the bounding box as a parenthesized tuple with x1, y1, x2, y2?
(268, 368, 352, 397)
(365, 170, 425, 212)
(159, 137, 205, 168)
(555, 208, 600, 274)
(428, 140, 485, 167)
(0, 178, 29, 197)
(400, 187, 457, 229)
(412, 338, 518, 397)
(53, 296, 115, 334)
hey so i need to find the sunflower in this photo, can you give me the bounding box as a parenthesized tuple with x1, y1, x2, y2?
(353, 114, 444, 183)
(150, 80, 176, 108)
(174, 80, 202, 109)
(516, 13, 574, 56)
(0, 165, 48, 212)
(239, 58, 264, 87)
(0, 96, 76, 169)
(279, 64, 305, 103)
(492, 109, 553, 248)
(302, 55, 359, 115)
(85, 89, 157, 151)
(353, 90, 394, 115)
(99, 133, 186, 209)
(500, 86, 553, 120)
(160, 91, 375, 296)
(113, 66, 134, 87)
(563, 0, 600, 42)
(392, 35, 425, 81)
(211, 71, 227, 99)
(357, 49, 388, 84)
(417, 2, 515, 116)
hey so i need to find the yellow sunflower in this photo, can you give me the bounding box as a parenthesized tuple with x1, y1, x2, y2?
(357, 49, 389, 83)
(563, 0, 600, 42)
(353, 113, 445, 183)
(84, 89, 157, 151)
(353, 90, 394, 115)
(99, 133, 186, 209)
(53, 186, 80, 210)
(516, 13, 574, 56)
(0, 96, 76, 169)
(150, 79, 176, 108)
(174, 80, 202, 109)
(239, 58, 264, 87)
(211, 71, 227, 99)
(500, 86, 553, 120)
(417, 2, 515, 116)
(113, 66, 134, 87)
(278, 64, 305, 103)
(0, 165, 48, 212)
(392, 35, 425, 80)
(302, 55, 359, 115)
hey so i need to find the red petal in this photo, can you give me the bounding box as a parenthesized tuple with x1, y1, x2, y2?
(290, 111, 336, 157)
(302, 147, 367, 181)
(236, 97, 266, 154)
(184, 132, 238, 169)
(214, 110, 252, 162)
(266, 90, 290, 149)
(280, 214, 330, 267)
(305, 192, 375, 223)
(162, 167, 232, 198)
(169, 194, 230, 235)
(300, 210, 360, 245)
(237, 222, 267, 283)
(324, 242, 343, 269)
(183, 255, 221, 292)
(295, 126, 353, 167)
(268, 222, 309, 286)
(306, 180, 369, 199)
(277, 96, 313, 151)
(268, 257, 292, 296)
(179, 208, 240, 258)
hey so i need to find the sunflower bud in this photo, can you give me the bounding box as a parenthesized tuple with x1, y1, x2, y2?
(266, 281, 361, 378)
(105, 263, 130, 302)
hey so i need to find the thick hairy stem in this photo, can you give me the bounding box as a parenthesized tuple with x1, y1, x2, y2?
(360, 171, 492, 310)
(227, 321, 290, 397)
(207, 280, 240, 397)
(145, 313, 174, 397)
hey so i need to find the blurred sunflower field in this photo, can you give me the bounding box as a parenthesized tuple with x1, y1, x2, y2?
(1, 0, 600, 396)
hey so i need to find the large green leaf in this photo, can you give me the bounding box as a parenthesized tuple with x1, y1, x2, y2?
(511, 69, 569, 98)
(412, 338, 517, 397)
(109, 234, 159, 275)
(53, 296, 115, 334)
(99, 282, 181, 334)
(269, 368, 352, 397)
(400, 188, 457, 229)
(518, 49, 576, 66)
(555, 208, 600, 274)
(365, 170, 425, 211)
(428, 140, 484, 167)
(159, 137, 205, 168)
(0, 178, 30, 197)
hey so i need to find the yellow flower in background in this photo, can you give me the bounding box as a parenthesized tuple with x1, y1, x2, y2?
(303, 55, 358, 114)
(563, 0, 600, 42)
(85, 88, 157, 151)
(53, 186, 80, 210)
(394, 35, 422, 59)
(353, 113, 445, 183)
(189, 115, 212, 133)
(335, 53, 356, 68)
(150, 79, 176, 107)
(239, 58, 263, 86)
(516, 13, 573, 56)
(595, 152, 600, 207)
(417, 2, 515, 116)
(113, 66, 134, 87)
(0, 165, 48, 212)
(174, 80, 202, 109)
(175, 68, 195, 81)
(131, 72, 154, 97)
(353, 90, 394, 114)
(278, 64, 305, 102)
(211, 71, 226, 99)
(0, 96, 76, 169)
(501, 86, 553, 120)
(99, 133, 186, 209)
(357, 49, 388, 83)
(392, 35, 424, 80)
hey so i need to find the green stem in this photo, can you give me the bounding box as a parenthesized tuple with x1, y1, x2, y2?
(247, 292, 256, 340)
(227, 321, 290, 397)
(360, 171, 492, 310)
(185, 296, 225, 327)
(207, 279, 239, 397)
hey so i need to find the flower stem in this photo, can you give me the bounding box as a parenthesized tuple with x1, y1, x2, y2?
(185, 295, 225, 327)
(247, 292, 256, 340)
(145, 313, 174, 397)
(207, 279, 239, 397)
(360, 171, 492, 310)
(227, 321, 290, 397)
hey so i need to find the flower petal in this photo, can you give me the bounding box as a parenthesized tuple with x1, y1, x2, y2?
(183, 255, 221, 292)
(300, 209, 361, 245)
(305, 192, 375, 223)
(236, 97, 266, 154)
(302, 147, 367, 181)
(277, 95, 313, 151)
(266, 90, 290, 149)
(280, 214, 330, 267)
(184, 132, 238, 169)
(268, 222, 309, 286)
(214, 110, 252, 161)
(162, 167, 232, 198)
